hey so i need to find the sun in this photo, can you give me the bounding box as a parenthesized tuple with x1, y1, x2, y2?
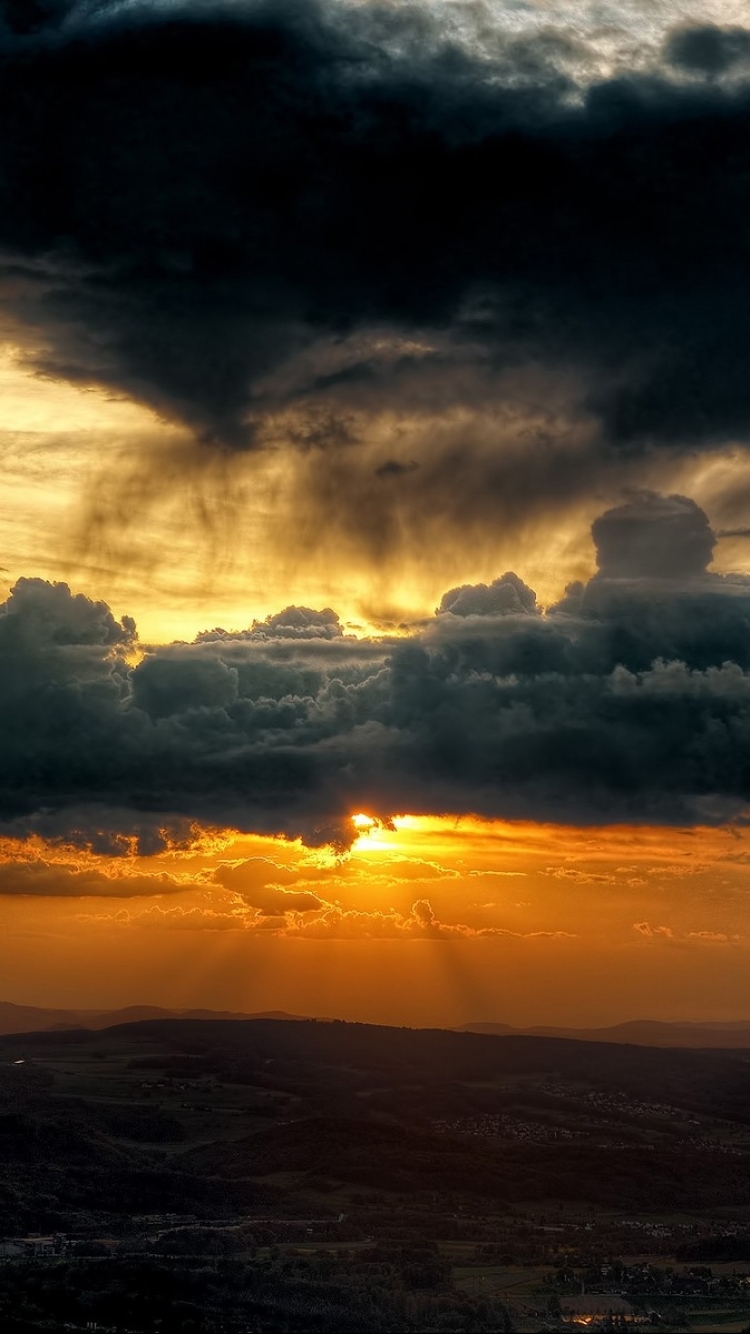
(351, 813, 376, 831)
(349, 812, 399, 852)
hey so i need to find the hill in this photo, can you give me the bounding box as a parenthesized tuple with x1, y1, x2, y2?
(3, 1018, 750, 1331)
(458, 1018, 750, 1047)
(5, 1000, 750, 1047)
(4, 1016, 750, 1217)
(0, 1000, 307, 1036)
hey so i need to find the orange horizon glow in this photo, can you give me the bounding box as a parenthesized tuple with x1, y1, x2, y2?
(1, 812, 749, 1028)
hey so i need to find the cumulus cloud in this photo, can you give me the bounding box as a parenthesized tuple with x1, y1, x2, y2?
(633, 923, 745, 944)
(277, 900, 575, 942)
(4, 494, 750, 842)
(686, 930, 741, 942)
(127, 894, 576, 941)
(0, 577, 135, 648)
(437, 572, 538, 618)
(552, 492, 750, 669)
(132, 654, 239, 719)
(197, 607, 343, 643)
(0, 859, 185, 897)
(633, 922, 674, 938)
(591, 493, 716, 579)
(213, 861, 324, 914)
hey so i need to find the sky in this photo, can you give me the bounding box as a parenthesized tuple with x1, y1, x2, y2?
(2, 0, 750, 1026)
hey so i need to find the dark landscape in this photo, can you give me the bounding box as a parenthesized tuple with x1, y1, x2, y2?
(4, 1, 750, 1331)
(2, 1016, 750, 1332)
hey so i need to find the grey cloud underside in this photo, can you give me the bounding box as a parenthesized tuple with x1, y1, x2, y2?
(0, 860, 185, 896)
(0, 2, 750, 449)
(5, 495, 750, 842)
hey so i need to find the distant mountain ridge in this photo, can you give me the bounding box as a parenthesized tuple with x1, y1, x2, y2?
(457, 1019, 750, 1048)
(0, 1001, 307, 1036)
(3, 1002, 750, 1047)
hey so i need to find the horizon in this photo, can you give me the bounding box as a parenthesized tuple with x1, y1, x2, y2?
(6, 997, 750, 1030)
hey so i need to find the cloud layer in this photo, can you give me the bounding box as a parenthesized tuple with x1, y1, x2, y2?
(3, 494, 750, 845)
(0, 0, 749, 467)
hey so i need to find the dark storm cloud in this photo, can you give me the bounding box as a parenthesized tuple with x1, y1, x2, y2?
(0, 2, 749, 451)
(591, 493, 716, 579)
(665, 25, 750, 76)
(6, 494, 750, 842)
(276, 408, 606, 584)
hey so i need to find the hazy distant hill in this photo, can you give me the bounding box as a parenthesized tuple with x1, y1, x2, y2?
(4, 1000, 750, 1047)
(457, 1019, 750, 1047)
(0, 1000, 306, 1036)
